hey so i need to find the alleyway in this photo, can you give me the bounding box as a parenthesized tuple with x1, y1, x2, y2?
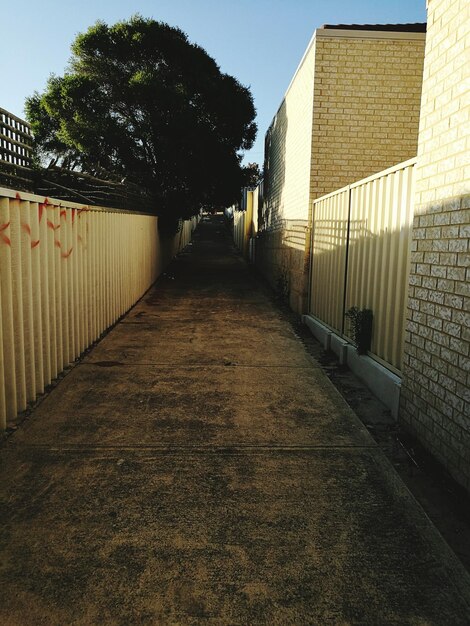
(0, 215, 469, 624)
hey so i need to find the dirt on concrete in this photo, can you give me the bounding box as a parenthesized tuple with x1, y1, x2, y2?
(1, 214, 469, 625)
(273, 294, 470, 575)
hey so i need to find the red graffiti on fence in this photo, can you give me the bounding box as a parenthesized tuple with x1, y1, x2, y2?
(47, 220, 61, 231)
(0, 221, 11, 246)
(38, 198, 50, 222)
(21, 222, 41, 249)
(53, 235, 74, 258)
(2, 195, 90, 253)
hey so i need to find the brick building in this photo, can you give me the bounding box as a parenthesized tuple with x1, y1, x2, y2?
(400, 0, 470, 491)
(248, 1, 470, 493)
(257, 23, 426, 312)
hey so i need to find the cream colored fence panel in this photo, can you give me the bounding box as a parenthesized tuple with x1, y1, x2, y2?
(309, 158, 416, 372)
(233, 210, 245, 251)
(346, 160, 415, 370)
(233, 189, 257, 258)
(0, 187, 194, 428)
(310, 187, 350, 334)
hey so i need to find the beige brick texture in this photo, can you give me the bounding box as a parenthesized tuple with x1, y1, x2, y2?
(263, 31, 425, 226)
(400, 0, 470, 492)
(258, 28, 425, 313)
(262, 39, 316, 229)
(312, 36, 425, 199)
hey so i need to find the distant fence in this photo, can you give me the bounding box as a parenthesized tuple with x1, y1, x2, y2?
(232, 182, 312, 311)
(233, 188, 256, 258)
(309, 158, 416, 372)
(233, 209, 247, 252)
(0, 186, 195, 428)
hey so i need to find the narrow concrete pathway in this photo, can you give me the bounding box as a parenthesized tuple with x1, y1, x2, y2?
(1, 215, 469, 624)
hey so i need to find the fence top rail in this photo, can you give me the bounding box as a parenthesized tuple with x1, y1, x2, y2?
(313, 157, 417, 206)
(0, 185, 157, 216)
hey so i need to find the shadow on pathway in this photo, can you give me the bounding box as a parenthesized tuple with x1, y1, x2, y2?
(1, 215, 469, 624)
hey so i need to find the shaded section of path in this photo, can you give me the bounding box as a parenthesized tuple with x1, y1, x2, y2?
(1, 215, 469, 624)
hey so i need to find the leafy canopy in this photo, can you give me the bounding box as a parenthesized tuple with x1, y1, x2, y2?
(26, 16, 257, 219)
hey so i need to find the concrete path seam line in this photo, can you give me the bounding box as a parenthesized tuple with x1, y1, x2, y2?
(79, 363, 323, 369)
(5, 444, 380, 452)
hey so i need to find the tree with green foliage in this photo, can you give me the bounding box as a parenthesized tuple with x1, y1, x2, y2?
(26, 16, 257, 221)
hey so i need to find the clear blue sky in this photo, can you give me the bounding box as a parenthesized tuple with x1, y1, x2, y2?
(2, 0, 426, 166)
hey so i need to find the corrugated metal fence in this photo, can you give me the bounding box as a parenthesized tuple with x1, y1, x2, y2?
(233, 189, 255, 258)
(309, 158, 416, 372)
(233, 210, 246, 252)
(0, 186, 195, 428)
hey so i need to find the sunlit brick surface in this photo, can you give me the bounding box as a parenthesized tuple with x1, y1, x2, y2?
(401, 0, 470, 492)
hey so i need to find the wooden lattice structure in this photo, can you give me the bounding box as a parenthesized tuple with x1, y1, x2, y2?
(0, 107, 154, 211)
(0, 107, 34, 189)
(0, 107, 32, 167)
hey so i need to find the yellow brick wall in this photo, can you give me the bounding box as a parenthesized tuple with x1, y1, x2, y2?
(254, 221, 311, 312)
(400, 0, 470, 492)
(414, 0, 469, 205)
(258, 28, 425, 314)
(263, 38, 316, 229)
(312, 33, 425, 199)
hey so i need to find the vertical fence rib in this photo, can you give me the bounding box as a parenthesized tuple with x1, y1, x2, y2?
(30, 201, 44, 394)
(10, 201, 27, 410)
(341, 187, 352, 336)
(0, 198, 16, 423)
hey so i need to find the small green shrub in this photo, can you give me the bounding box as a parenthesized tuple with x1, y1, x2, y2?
(345, 306, 373, 355)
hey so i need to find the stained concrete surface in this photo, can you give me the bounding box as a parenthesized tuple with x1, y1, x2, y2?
(1, 215, 470, 624)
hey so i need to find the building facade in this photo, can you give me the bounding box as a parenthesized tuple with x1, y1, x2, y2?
(258, 24, 426, 312)
(400, 0, 470, 491)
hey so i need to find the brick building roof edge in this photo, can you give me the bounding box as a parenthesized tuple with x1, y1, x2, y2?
(321, 23, 427, 33)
